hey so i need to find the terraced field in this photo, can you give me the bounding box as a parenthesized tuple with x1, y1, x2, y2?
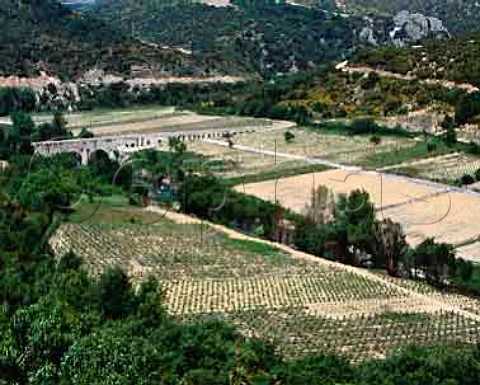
(50, 215, 480, 361)
(188, 140, 326, 179)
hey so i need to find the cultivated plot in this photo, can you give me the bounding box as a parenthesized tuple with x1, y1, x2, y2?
(393, 153, 480, 184)
(229, 128, 417, 167)
(32, 107, 288, 137)
(188, 140, 323, 179)
(50, 217, 480, 361)
(238, 168, 480, 245)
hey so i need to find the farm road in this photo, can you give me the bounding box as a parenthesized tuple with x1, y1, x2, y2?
(145, 206, 480, 322)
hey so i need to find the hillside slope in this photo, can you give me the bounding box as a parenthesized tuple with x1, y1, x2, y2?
(343, 0, 480, 34)
(0, 0, 231, 79)
(90, 0, 464, 76)
(354, 32, 480, 87)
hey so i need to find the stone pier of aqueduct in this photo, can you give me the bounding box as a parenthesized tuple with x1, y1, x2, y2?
(32, 127, 253, 165)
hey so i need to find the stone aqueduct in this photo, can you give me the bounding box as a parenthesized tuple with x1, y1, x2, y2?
(32, 127, 255, 165)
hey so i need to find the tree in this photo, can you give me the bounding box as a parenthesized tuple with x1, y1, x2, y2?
(304, 184, 334, 226)
(50, 110, 72, 140)
(442, 116, 457, 147)
(10, 111, 34, 154)
(412, 238, 455, 286)
(373, 219, 407, 276)
(370, 135, 381, 146)
(168, 137, 187, 155)
(334, 190, 376, 265)
(348, 118, 378, 136)
(95, 267, 134, 319)
(284, 130, 295, 143)
(78, 127, 94, 139)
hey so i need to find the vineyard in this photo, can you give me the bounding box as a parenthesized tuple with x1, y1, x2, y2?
(230, 128, 417, 168)
(50, 218, 480, 361)
(394, 153, 480, 184)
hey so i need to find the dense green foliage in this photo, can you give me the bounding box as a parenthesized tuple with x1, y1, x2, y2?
(355, 33, 480, 87)
(0, 0, 207, 78)
(92, 0, 367, 76)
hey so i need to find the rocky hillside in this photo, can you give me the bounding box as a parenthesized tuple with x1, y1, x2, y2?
(89, 0, 456, 77)
(343, 0, 480, 35)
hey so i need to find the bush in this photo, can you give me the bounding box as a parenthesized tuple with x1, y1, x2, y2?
(348, 118, 378, 135)
(284, 130, 295, 143)
(370, 135, 381, 145)
(458, 174, 475, 186)
(427, 139, 439, 152)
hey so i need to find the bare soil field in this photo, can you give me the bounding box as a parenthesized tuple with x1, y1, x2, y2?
(237, 168, 445, 213)
(383, 191, 480, 245)
(456, 242, 480, 264)
(238, 168, 480, 246)
(231, 128, 416, 167)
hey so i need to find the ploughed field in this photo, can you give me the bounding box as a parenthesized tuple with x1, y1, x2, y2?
(50, 215, 480, 361)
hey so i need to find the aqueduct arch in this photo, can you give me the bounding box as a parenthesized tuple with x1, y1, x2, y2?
(32, 127, 256, 164)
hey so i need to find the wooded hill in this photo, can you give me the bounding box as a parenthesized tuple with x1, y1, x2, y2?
(90, 0, 374, 76)
(0, 0, 231, 79)
(354, 31, 480, 87)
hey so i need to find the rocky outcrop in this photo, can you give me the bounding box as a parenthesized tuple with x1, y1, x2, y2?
(390, 11, 450, 46)
(357, 10, 450, 47)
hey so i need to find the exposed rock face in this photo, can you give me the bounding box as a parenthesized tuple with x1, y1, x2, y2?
(390, 11, 450, 46)
(358, 10, 450, 47)
(359, 26, 377, 46)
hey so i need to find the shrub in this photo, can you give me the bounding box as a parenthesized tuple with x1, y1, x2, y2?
(284, 130, 295, 143)
(348, 118, 378, 135)
(459, 174, 475, 186)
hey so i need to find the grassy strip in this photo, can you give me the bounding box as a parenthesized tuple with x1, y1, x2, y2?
(310, 120, 419, 139)
(360, 142, 453, 170)
(225, 164, 330, 186)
